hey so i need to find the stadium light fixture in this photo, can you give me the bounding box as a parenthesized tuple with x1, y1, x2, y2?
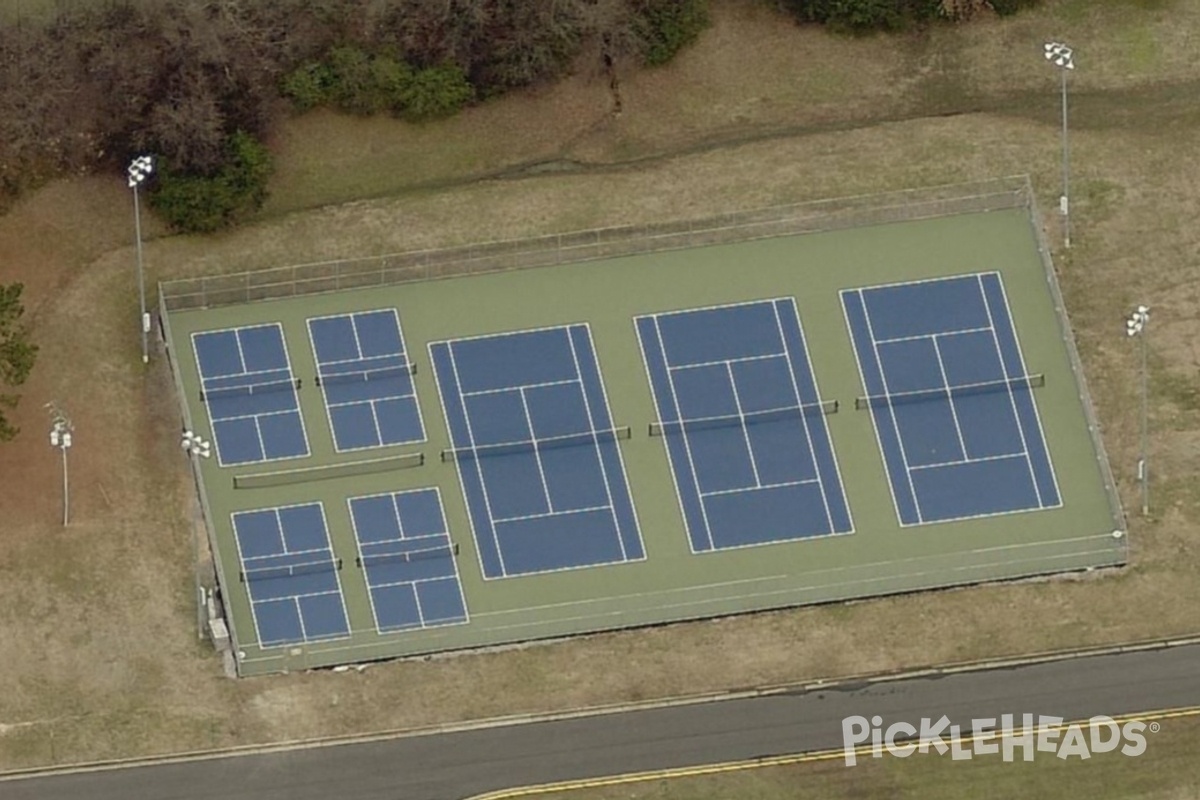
(1043, 42, 1074, 249)
(128, 155, 154, 364)
(1126, 305, 1150, 516)
(46, 402, 73, 526)
(182, 430, 212, 638)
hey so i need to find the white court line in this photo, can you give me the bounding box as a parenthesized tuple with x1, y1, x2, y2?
(566, 325, 628, 561)
(382, 308, 428, 446)
(233, 329, 250, 375)
(772, 299, 836, 534)
(347, 491, 393, 634)
(519, 388, 555, 514)
(428, 321, 592, 345)
(641, 295, 796, 320)
(669, 351, 787, 372)
(652, 316, 717, 552)
(633, 316, 693, 560)
(348, 312, 368, 361)
(462, 377, 580, 397)
(201, 363, 292, 382)
(493, 504, 612, 525)
(909, 451, 1028, 471)
(875, 326, 992, 345)
(700, 477, 821, 498)
(977, 275, 1042, 507)
(445, 341, 510, 578)
(989, 273, 1063, 509)
(306, 317, 345, 455)
(251, 417, 269, 465)
(932, 335, 970, 462)
(858, 291, 924, 524)
(580, 321, 647, 563)
(344, 313, 387, 449)
(274, 323, 311, 461)
(842, 272, 985, 294)
(366, 398, 385, 447)
(326, 387, 415, 409)
(726, 361, 762, 488)
(312, 501, 351, 645)
(428, 343, 494, 584)
(244, 544, 330, 562)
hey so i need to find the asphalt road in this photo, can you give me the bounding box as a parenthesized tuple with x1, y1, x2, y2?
(4, 644, 1198, 800)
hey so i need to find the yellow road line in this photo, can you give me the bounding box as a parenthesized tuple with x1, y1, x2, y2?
(472, 705, 1200, 799)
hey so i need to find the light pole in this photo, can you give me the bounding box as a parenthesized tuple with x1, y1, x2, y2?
(182, 430, 212, 638)
(128, 155, 154, 364)
(46, 403, 73, 527)
(1044, 42, 1074, 249)
(1126, 305, 1150, 516)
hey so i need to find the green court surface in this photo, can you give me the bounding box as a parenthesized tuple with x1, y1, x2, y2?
(161, 186, 1126, 676)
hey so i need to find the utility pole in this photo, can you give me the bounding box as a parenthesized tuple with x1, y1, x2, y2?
(46, 403, 74, 526)
(1126, 306, 1150, 516)
(1043, 42, 1074, 249)
(182, 430, 213, 638)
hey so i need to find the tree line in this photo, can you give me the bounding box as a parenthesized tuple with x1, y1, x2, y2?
(0, 0, 711, 232)
(0, 0, 1040, 234)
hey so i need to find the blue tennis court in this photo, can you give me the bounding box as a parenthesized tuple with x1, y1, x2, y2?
(192, 323, 309, 467)
(307, 309, 425, 452)
(841, 272, 1061, 526)
(430, 324, 645, 579)
(636, 298, 853, 553)
(347, 488, 469, 633)
(232, 502, 350, 647)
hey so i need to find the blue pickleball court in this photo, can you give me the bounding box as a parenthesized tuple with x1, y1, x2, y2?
(231, 502, 350, 648)
(347, 488, 469, 633)
(636, 298, 853, 553)
(429, 325, 645, 579)
(191, 323, 309, 467)
(841, 272, 1061, 526)
(307, 309, 425, 452)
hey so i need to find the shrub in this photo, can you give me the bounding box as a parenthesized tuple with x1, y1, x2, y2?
(326, 46, 382, 114)
(149, 131, 273, 233)
(632, 0, 711, 66)
(826, 0, 906, 32)
(281, 61, 337, 112)
(399, 65, 474, 120)
(990, 0, 1041, 16)
(371, 56, 416, 111)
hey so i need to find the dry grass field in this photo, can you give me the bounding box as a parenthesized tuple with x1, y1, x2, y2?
(0, 0, 1197, 769)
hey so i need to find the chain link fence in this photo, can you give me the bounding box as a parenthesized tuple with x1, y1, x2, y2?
(161, 176, 1032, 311)
(1025, 184, 1129, 546)
(157, 175, 1126, 674)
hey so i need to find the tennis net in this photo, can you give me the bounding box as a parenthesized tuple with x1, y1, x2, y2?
(201, 378, 301, 403)
(240, 557, 342, 583)
(441, 426, 632, 463)
(855, 374, 1045, 411)
(357, 542, 459, 568)
(316, 363, 416, 387)
(648, 401, 837, 437)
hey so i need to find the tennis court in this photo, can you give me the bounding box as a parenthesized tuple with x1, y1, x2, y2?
(192, 323, 308, 466)
(232, 502, 350, 647)
(160, 182, 1127, 676)
(347, 488, 468, 633)
(842, 272, 1060, 525)
(635, 299, 852, 552)
(308, 309, 425, 452)
(429, 325, 644, 579)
